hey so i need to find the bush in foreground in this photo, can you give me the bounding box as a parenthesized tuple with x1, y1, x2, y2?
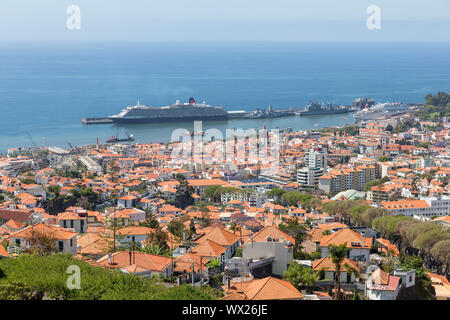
(0, 254, 221, 300)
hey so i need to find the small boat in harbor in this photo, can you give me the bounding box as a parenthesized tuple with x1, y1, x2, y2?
(106, 134, 135, 143)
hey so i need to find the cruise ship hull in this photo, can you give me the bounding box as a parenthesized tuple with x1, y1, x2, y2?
(110, 114, 229, 124)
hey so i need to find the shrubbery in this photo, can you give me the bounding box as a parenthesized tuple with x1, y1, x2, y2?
(0, 254, 221, 300)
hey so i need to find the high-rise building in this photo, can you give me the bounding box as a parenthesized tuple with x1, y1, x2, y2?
(305, 148, 328, 169)
(297, 148, 328, 187)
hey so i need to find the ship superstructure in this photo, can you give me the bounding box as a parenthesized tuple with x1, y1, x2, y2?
(354, 102, 409, 120)
(296, 101, 350, 116)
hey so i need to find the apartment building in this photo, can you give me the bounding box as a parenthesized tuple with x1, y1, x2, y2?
(297, 148, 328, 187)
(319, 165, 376, 194)
(380, 196, 450, 217)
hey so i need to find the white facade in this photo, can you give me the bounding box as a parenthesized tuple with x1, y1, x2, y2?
(366, 276, 400, 300)
(11, 235, 77, 255)
(384, 196, 450, 217)
(297, 167, 324, 187)
(243, 241, 294, 276)
(320, 246, 370, 267)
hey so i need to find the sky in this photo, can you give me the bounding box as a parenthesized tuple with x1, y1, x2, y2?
(0, 0, 449, 41)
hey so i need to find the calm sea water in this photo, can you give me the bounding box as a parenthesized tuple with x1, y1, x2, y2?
(0, 42, 449, 152)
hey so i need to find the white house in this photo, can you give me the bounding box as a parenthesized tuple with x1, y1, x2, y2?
(242, 224, 295, 276)
(8, 223, 78, 255)
(366, 268, 401, 300)
(319, 228, 372, 267)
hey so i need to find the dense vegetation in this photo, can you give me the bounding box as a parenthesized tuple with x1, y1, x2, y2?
(363, 176, 390, 192)
(0, 254, 221, 300)
(418, 91, 450, 122)
(322, 200, 450, 275)
(204, 185, 254, 203)
(44, 187, 101, 214)
(318, 125, 360, 137)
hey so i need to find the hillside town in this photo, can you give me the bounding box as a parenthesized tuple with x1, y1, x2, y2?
(0, 93, 449, 300)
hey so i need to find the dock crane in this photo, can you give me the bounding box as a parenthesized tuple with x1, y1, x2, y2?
(26, 131, 36, 148)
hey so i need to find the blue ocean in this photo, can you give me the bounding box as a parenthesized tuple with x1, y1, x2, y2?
(0, 41, 449, 152)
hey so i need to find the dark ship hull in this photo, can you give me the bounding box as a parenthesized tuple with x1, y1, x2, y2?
(298, 101, 350, 116)
(111, 114, 229, 124)
(299, 108, 350, 116)
(106, 138, 135, 143)
(109, 98, 229, 124)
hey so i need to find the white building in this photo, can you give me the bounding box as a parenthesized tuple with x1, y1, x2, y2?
(8, 223, 78, 255)
(380, 196, 450, 218)
(304, 148, 328, 168)
(366, 268, 401, 300)
(297, 167, 324, 187)
(242, 225, 295, 276)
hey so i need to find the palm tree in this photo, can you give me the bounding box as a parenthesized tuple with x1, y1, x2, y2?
(327, 243, 351, 300)
(108, 160, 120, 183)
(283, 262, 324, 294)
(230, 222, 239, 235)
(141, 243, 167, 256)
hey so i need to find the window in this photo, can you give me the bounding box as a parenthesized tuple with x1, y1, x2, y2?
(58, 241, 64, 252)
(15, 239, 21, 245)
(70, 239, 73, 247)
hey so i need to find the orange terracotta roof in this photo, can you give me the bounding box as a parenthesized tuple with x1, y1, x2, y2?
(319, 228, 372, 249)
(194, 226, 240, 246)
(312, 256, 360, 272)
(174, 252, 210, 273)
(245, 224, 295, 245)
(118, 226, 154, 236)
(8, 223, 77, 240)
(3, 219, 25, 230)
(0, 244, 8, 257)
(223, 277, 304, 300)
(191, 239, 227, 257)
(97, 251, 172, 272)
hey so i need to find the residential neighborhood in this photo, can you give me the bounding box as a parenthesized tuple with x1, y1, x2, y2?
(0, 93, 449, 301)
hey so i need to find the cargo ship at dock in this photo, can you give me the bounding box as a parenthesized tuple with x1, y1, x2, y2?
(108, 98, 229, 124)
(295, 101, 350, 116)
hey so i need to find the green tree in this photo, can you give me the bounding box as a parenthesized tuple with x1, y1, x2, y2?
(146, 226, 169, 250)
(281, 191, 317, 208)
(167, 219, 185, 238)
(401, 256, 426, 278)
(327, 243, 351, 300)
(189, 219, 196, 235)
(430, 240, 450, 273)
(283, 262, 322, 294)
(140, 208, 159, 229)
(279, 218, 308, 257)
(266, 188, 286, 202)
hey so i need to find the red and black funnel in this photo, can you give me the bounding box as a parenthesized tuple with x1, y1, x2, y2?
(189, 97, 196, 104)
